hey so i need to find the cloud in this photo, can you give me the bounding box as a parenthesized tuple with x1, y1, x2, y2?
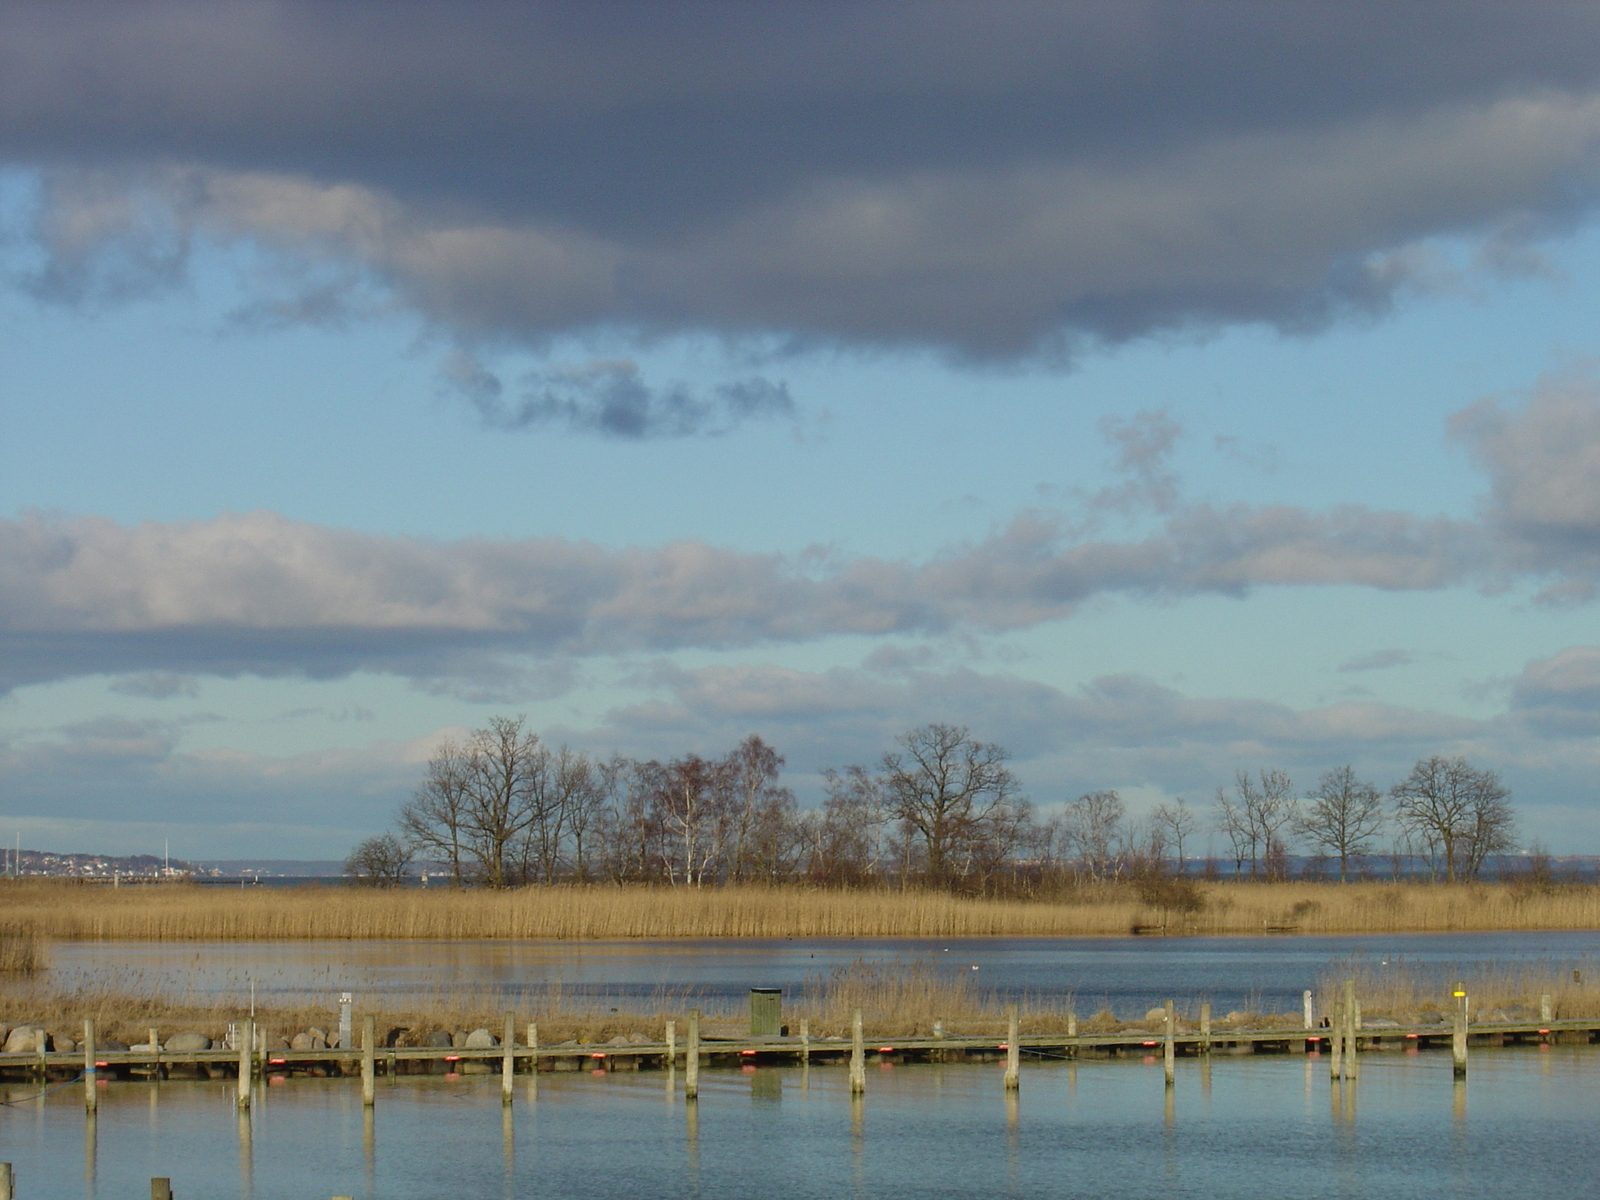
(450, 354, 795, 438)
(9, 4, 1600, 357)
(1509, 646, 1600, 735)
(1338, 649, 1414, 673)
(108, 671, 201, 699)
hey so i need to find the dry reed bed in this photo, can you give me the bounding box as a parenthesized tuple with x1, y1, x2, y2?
(4, 880, 1600, 940)
(1316, 958, 1600, 1024)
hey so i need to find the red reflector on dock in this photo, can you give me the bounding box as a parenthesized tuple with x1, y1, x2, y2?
(269, 1058, 286, 1065)
(1539, 1029, 1551, 1034)
(1405, 1034, 1418, 1039)
(740, 1049, 758, 1055)
(95, 1061, 108, 1068)
(445, 1055, 461, 1061)
(1142, 1041, 1158, 1047)
(590, 1052, 606, 1058)
(878, 1047, 895, 1053)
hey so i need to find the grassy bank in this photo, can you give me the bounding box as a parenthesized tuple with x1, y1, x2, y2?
(2, 879, 1599, 941)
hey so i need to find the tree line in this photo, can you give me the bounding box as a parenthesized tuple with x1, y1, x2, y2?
(344, 716, 1518, 889)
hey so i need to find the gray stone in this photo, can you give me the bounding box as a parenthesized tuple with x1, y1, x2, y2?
(289, 1032, 316, 1050)
(98, 1037, 129, 1052)
(1363, 1017, 1401, 1028)
(308, 1027, 328, 1043)
(267, 1036, 290, 1050)
(450, 1031, 469, 1048)
(1143, 1007, 1170, 1025)
(3, 1026, 44, 1053)
(54, 1036, 76, 1055)
(606, 1035, 630, 1046)
(425, 1030, 453, 1048)
(165, 1031, 211, 1052)
(463, 1028, 498, 1049)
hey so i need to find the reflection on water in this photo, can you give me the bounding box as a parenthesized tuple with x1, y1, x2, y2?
(1, 1050, 1598, 1199)
(45, 930, 1600, 1017)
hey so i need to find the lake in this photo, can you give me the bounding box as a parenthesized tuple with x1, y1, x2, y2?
(2, 1045, 1597, 1199)
(45, 930, 1600, 1017)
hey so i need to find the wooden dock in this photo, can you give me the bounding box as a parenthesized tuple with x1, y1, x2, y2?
(3, 1015, 1595, 1085)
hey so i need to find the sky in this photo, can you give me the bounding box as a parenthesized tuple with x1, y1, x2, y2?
(5, 1, 1600, 860)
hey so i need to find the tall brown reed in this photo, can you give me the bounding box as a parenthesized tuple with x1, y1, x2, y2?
(5, 879, 1600, 941)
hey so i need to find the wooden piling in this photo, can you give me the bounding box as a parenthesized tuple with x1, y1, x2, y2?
(151, 1177, 172, 1200)
(83, 1018, 97, 1113)
(1343, 980, 1358, 1081)
(360, 1015, 375, 1108)
(685, 1010, 700, 1100)
(1329, 1005, 1343, 1080)
(849, 1008, 865, 1095)
(1302, 989, 1314, 1036)
(799, 1018, 809, 1058)
(1200, 1003, 1211, 1055)
(1162, 1000, 1175, 1088)
(1540, 993, 1553, 1022)
(1452, 982, 1468, 1080)
(237, 1018, 253, 1109)
(665, 1019, 675, 1066)
(0, 1161, 12, 1200)
(1004, 1004, 1020, 1091)
(150, 1028, 161, 1079)
(1066, 1009, 1077, 1059)
(502, 1011, 515, 1104)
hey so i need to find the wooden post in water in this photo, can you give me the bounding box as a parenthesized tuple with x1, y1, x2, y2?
(1452, 982, 1468, 1080)
(1066, 1009, 1077, 1059)
(83, 1018, 97, 1113)
(149, 1028, 161, 1080)
(1302, 990, 1314, 1046)
(1162, 1000, 1175, 1088)
(151, 1178, 172, 1200)
(1343, 979, 1358, 1081)
(237, 1017, 253, 1109)
(1200, 1003, 1211, 1055)
(1329, 1005, 1343, 1080)
(1004, 1004, 1020, 1091)
(502, 1011, 516, 1105)
(798, 1018, 809, 1058)
(849, 1008, 866, 1095)
(360, 1015, 375, 1108)
(0, 1162, 12, 1200)
(1540, 993, 1553, 1022)
(685, 1010, 701, 1100)
(665, 1020, 675, 1066)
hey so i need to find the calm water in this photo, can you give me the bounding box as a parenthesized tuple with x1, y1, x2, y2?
(47, 930, 1600, 1016)
(2, 1049, 1598, 1199)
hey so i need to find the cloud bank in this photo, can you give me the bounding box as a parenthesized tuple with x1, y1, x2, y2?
(9, 3, 1600, 357)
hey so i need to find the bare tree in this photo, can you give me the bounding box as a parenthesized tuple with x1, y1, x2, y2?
(1150, 798, 1199, 874)
(812, 765, 887, 886)
(879, 724, 1020, 888)
(1297, 765, 1384, 882)
(726, 736, 792, 882)
(1062, 790, 1127, 882)
(459, 716, 548, 888)
(1391, 756, 1515, 882)
(649, 753, 736, 885)
(1213, 786, 1253, 877)
(344, 834, 412, 887)
(1226, 769, 1297, 878)
(399, 738, 472, 885)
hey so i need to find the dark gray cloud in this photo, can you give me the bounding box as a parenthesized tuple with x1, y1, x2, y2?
(448, 354, 795, 438)
(8, 3, 1600, 357)
(107, 671, 200, 699)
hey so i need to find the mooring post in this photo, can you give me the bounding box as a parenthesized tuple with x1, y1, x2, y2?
(1200, 1002, 1211, 1055)
(1343, 981, 1358, 1081)
(83, 1018, 97, 1113)
(685, 1010, 701, 1100)
(1004, 1004, 1020, 1091)
(237, 1017, 253, 1109)
(1329, 1005, 1343, 1080)
(151, 1177, 172, 1200)
(1452, 981, 1468, 1080)
(665, 1019, 675, 1067)
(1540, 993, 1553, 1022)
(798, 1018, 809, 1061)
(360, 1015, 375, 1108)
(1066, 1008, 1077, 1059)
(1303, 989, 1314, 1037)
(149, 1028, 161, 1079)
(0, 1161, 12, 1200)
(1163, 1000, 1175, 1088)
(849, 1008, 866, 1095)
(502, 1011, 515, 1104)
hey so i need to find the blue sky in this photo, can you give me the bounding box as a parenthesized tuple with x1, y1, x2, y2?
(5, 3, 1600, 860)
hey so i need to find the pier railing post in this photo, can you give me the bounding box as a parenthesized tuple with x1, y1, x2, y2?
(1200, 1003, 1211, 1055)
(685, 1010, 700, 1100)
(1004, 1004, 1020, 1091)
(1162, 1000, 1175, 1088)
(1066, 1009, 1077, 1059)
(360, 1015, 375, 1108)
(83, 1018, 97, 1113)
(502, 1011, 515, 1105)
(237, 1017, 253, 1109)
(665, 1019, 675, 1067)
(849, 1009, 865, 1095)
(1452, 982, 1468, 1080)
(798, 1018, 809, 1060)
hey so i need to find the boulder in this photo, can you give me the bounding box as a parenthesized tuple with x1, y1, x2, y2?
(384, 1027, 408, 1048)
(1363, 1017, 1400, 1028)
(425, 1030, 453, 1048)
(606, 1035, 630, 1046)
(98, 1037, 129, 1052)
(267, 1036, 290, 1050)
(450, 1031, 469, 1048)
(165, 1031, 211, 1052)
(289, 1032, 325, 1051)
(54, 1037, 76, 1055)
(463, 1028, 498, 1049)
(308, 1027, 328, 1044)
(1143, 1007, 1171, 1026)
(3, 1026, 44, 1053)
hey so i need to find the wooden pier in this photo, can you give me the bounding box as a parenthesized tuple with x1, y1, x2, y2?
(3, 1011, 1595, 1090)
